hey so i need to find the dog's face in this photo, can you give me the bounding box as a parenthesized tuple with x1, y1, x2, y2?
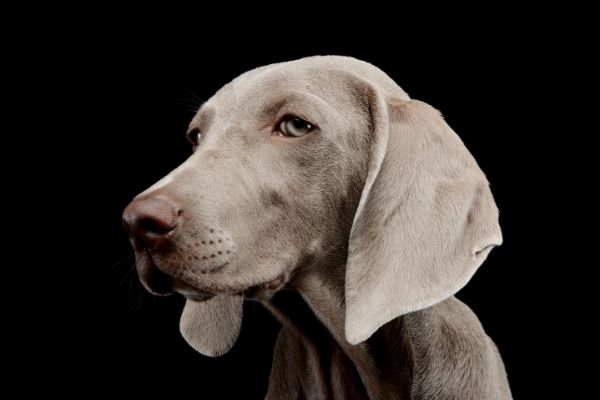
(123, 57, 501, 354)
(123, 62, 371, 301)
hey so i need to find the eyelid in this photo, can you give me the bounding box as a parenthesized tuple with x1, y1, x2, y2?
(276, 114, 319, 131)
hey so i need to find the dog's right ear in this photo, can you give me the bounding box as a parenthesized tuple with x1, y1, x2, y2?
(179, 294, 243, 357)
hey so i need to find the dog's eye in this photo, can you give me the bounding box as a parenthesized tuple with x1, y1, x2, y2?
(277, 116, 314, 137)
(187, 128, 202, 146)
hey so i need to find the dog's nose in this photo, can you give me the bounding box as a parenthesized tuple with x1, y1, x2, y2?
(122, 196, 181, 249)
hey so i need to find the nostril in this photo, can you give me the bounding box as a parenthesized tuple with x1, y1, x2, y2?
(138, 215, 176, 235)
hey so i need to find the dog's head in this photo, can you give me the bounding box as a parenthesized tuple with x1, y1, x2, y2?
(123, 56, 501, 356)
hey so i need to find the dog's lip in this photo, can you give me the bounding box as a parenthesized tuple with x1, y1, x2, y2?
(196, 262, 229, 275)
(133, 250, 175, 296)
(136, 249, 220, 300)
(165, 258, 288, 299)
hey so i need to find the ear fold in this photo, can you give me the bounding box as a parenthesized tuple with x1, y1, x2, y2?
(345, 99, 502, 345)
(180, 294, 243, 357)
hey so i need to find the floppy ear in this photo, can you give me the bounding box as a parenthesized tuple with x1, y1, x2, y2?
(345, 98, 502, 345)
(180, 294, 243, 357)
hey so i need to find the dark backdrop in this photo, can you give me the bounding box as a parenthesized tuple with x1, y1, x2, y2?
(32, 25, 569, 399)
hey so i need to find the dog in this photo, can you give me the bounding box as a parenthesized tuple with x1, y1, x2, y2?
(123, 56, 512, 399)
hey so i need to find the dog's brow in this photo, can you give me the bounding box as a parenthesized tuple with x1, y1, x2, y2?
(259, 98, 287, 118)
(258, 94, 320, 120)
(188, 106, 215, 134)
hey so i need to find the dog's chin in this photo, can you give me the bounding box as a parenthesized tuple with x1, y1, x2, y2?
(178, 291, 216, 302)
(170, 275, 220, 302)
(181, 270, 290, 302)
(240, 272, 289, 301)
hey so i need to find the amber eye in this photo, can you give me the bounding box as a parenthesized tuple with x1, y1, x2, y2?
(277, 116, 315, 137)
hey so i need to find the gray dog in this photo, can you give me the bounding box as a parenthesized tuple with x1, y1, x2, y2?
(123, 56, 512, 399)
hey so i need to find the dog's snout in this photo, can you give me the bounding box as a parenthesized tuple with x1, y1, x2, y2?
(122, 196, 181, 248)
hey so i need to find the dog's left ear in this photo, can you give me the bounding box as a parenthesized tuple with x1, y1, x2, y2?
(345, 92, 502, 345)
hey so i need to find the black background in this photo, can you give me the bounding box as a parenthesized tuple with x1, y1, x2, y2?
(22, 18, 579, 399)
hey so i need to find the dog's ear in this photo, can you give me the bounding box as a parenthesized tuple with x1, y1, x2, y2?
(345, 96, 501, 345)
(180, 294, 243, 357)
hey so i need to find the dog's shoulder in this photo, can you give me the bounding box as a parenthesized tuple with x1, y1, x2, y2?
(405, 297, 512, 400)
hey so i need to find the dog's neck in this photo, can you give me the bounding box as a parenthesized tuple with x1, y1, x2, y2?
(262, 260, 414, 400)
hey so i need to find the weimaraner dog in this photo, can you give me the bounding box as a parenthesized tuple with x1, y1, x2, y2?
(123, 56, 512, 399)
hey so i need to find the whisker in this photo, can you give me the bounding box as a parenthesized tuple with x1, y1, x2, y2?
(108, 252, 134, 271)
(131, 279, 147, 311)
(173, 99, 203, 113)
(119, 263, 136, 287)
(171, 84, 207, 114)
(178, 85, 206, 104)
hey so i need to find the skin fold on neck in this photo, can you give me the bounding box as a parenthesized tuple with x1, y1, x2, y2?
(261, 258, 414, 400)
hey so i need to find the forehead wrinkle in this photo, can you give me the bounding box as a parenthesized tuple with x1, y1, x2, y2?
(242, 68, 365, 114)
(255, 90, 334, 123)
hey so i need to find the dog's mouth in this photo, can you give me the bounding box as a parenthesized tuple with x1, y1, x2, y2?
(135, 249, 288, 302)
(134, 249, 216, 300)
(173, 272, 289, 303)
